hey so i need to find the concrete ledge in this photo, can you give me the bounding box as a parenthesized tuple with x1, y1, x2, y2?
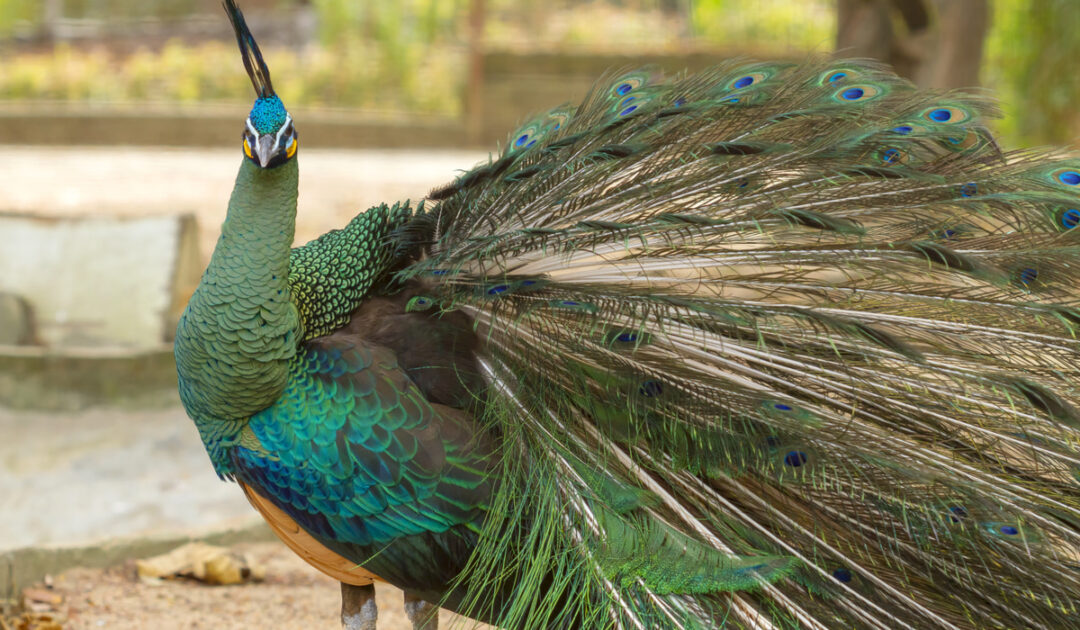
(0, 213, 202, 348)
(0, 521, 274, 597)
(0, 344, 178, 410)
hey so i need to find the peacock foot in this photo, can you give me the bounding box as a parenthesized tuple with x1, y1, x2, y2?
(403, 591, 438, 630)
(340, 582, 377, 630)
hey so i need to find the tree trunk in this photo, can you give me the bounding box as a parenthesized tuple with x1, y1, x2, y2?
(42, 0, 63, 42)
(836, 0, 988, 89)
(915, 0, 989, 88)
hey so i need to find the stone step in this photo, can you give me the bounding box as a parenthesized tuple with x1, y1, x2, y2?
(0, 212, 201, 348)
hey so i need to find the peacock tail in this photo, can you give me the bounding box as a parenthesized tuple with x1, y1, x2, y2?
(175, 23, 1080, 629)
(398, 59, 1080, 628)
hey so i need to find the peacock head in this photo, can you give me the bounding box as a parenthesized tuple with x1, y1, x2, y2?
(224, 0, 298, 169)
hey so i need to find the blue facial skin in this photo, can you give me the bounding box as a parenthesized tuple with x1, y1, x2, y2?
(244, 95, 297, 169)
(250, 95, 288, 134)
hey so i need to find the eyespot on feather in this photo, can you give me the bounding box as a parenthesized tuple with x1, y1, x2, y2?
(941, 128, 984, 152)
(921, 105, 972, 124)
(1051, 168, 1080, 187)
(819, 66, 861, 85)
(729, 72, 768, 90)
(609, 71, 653, 98)
(1057, 208, 1080, 230)
(833, 84, 884, 103)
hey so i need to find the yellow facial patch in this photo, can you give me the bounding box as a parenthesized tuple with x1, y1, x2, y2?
(243, 137, 253, 159)
(286, 137, 298, 159)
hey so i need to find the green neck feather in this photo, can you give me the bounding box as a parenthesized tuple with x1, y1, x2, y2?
(175, 158, 300, 470)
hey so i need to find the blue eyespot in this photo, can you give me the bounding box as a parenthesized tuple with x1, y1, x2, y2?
(1059, 171, 1080, 186)
(430, 269, 449, 276)
(733, 76, 754, 89)
(616, 83, 633, 96)
(827, 72, 847, 83)
(928, 108, 952, 122)
(549, 300, 598, 313)
(487, 284, 510, 295)
(619, 105, 639, 117)
(773, 403, 792, 411)
(514, 134, 530, 147)
(783, 451, 808, 467)
(616, 332, 638, 343)
(999, 525, 1019, 536)
(1018, 268, 1038, 286)
(960, 182, 978, 197)
(620, 96, 637, 107)
(841, 88, 865, 101)
(639, 381, 664, 397)
(405, 296, 434, 312)
(520, 280, 537, 287)
(1061, 209, 1080, 229)
(832, 568, 853, 583)
(881, 149, 901, 164)
(673, 97, 687, 107)
(736, 178, 750, 188)
(947, 506, 968, 523)
(892, 125, 913, 135)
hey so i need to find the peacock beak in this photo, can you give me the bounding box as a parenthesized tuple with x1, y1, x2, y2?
(255, 134, 277, 168)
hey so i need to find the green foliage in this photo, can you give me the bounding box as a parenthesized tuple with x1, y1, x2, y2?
(984, 0, 1080, 147)
(0, 0, 37, 37)
(313, 0, 463, 48)
(0, 40, 462, 114)
(692, 0, 835, 52)
(311, 0, 464, 108)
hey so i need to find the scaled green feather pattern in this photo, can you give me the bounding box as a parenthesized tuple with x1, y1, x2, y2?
(176, 158, 300, 469)
(289, 202, 419, 341)
(234, 338, 490, 546)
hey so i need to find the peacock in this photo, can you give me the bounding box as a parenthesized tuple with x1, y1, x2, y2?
(175, 2, 1080, 628)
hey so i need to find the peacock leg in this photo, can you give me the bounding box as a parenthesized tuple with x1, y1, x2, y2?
(340, 582, 377, 630)
(403, 591, 438, 630)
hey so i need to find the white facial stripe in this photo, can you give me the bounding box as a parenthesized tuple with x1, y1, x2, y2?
(272, 114, 294, 147)
(245, 118, 258, 137)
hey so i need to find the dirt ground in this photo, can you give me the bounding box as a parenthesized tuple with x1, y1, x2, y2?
(5, 542, 488, 630)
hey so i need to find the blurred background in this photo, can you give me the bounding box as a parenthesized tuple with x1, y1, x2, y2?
(0, 1, 1078, 628)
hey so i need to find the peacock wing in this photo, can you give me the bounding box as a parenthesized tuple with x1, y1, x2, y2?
(229, 331, 493, 593)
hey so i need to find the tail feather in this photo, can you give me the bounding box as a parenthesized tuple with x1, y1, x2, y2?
(407, 59, 1080, 628)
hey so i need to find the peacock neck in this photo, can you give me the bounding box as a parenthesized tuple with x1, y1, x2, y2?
(175, 157, 300, 470)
